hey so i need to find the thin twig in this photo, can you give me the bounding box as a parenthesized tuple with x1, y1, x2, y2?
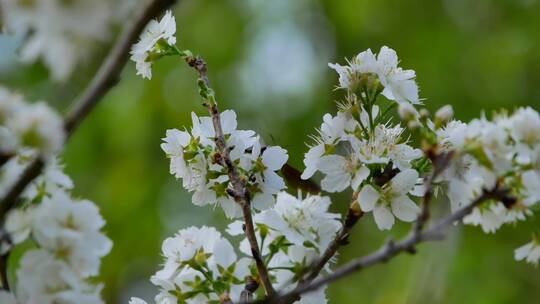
(0, 159, 45, 218)
(64, 0, 177, 135)
(302, 193, 363, 284)
(413, 150, 453, 235)
(183, 55, 275, 296)
(301, 161, 403, 287)
(258, 186, 509, 304)
(0, 0, 177, 219)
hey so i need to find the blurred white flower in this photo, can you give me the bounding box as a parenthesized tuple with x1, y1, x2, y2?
(129, 298, 147, 304)
(515, 239, 540, 266)
(463, 203, 506, 233)
(434, 105, 454, 125)
(4, 208, 33, 246)
(16, 249, 104, 304)
(8, 102, 65, 158)
(509, 107, 540, 163)
(0, 0, 116, 81)
(32, 189, 112, 277)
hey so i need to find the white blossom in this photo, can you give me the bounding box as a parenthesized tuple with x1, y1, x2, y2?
(352, 124, 422, 170)
(398, 102, 419, 121)
(358, 169, 420, 230)
(129, 298, 147, 304)
(31, 189, 112, 277)
(302, 105, 421, 194)
(301, 112, 355, 180)
(4, 208, 33, 246)
(317, 154, 369, 193)
(131, 10, 177, 79)
(243, 138, 289, 209)
(137, 226, 250, 304)
(1, 160, 111, 303)
(226, 192, 339, 302)
(515, 238, 540, 266)
(522, 170, 540, 206)
(329, 46, 420, 105)
(162, 110, 287, 218)
(509, 107, 540, 160)
(8, 102, 65, 158)
(16, 249, 104, 304)
(434, 105, 454, 125)
(463, 203, 506, 233)
(0, 87, 64, 158)
(256, 192, 341, 251)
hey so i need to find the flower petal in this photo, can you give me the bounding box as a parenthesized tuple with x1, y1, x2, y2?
(358, 185, 379, 212)
(373, 205, 394, 230)
(262, 146, 289, 170)
(389, 169, 419, 195)
(391, 195, 420, 222)
(351, 166, 370, 191)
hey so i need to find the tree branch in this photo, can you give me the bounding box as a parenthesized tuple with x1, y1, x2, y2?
(258, 185, 509, 304)
(0, 0, 177, 219)
(183, 55, 275, 296)
(64, 0, 177, 135)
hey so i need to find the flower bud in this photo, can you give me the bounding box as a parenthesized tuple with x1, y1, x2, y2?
(398, 103, 418, 122)
(407, 120, 421, 130)
(419, 108, 430, 119)
(435, 105, 453, 126)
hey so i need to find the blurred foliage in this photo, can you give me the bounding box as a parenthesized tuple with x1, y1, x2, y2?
(1, 0, 540, 303)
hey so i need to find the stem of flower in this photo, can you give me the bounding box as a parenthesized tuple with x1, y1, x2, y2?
(182, 54, 276, 296)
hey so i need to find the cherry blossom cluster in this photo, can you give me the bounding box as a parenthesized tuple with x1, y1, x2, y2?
(227, 192, 342, 302)
(130, 226, 252, 304)
(328, 46, 420, 106)
(0, 86, 64, 161)
(130, 10, 177, 80)
(433, 108, 540, 264)
(301, 47, 425, 230)
(301, 108, 424, 230)
(161, 110, 288, 218)
(0, 0, 130, 81)
(0, 161, 112, 304)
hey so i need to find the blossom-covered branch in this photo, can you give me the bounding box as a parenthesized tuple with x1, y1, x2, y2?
(260, 185, 511, 304)
(184, 54, 276, 296)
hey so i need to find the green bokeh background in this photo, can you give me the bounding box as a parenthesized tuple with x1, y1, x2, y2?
(1, 0, 540, 303)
